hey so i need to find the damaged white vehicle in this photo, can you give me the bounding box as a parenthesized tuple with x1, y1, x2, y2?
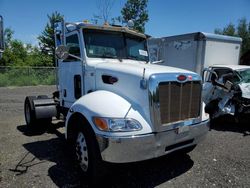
(203, 65, 250, 119)
(148, 32, 250, 120)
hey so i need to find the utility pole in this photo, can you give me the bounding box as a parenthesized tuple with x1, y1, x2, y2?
(0, 15, 4, 59)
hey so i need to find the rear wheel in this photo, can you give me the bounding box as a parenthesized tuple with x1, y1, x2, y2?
(24, 96, 37, 127)
(24, 96, 52, 129)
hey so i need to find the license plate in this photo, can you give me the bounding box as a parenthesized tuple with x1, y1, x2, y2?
(177, 125, 190, 134)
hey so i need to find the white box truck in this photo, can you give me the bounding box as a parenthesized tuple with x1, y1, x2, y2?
(148, 32, 242, 75)
(148, 32, 250, 120)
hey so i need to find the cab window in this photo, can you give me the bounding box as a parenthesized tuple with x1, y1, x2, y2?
(64, 34, 81, 62)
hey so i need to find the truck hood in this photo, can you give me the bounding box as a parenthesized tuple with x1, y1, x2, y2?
(93, 59, 200, 127)
(94, 59, 196, 80)
(238, 83, 250, 99)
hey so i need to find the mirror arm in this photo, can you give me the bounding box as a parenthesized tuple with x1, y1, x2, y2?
(68, 54, 83, 61)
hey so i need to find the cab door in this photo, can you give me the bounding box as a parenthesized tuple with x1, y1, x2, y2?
(202, 67, 234, 103)
(202, 67, 214, 103)
(58, 31, 84, 108)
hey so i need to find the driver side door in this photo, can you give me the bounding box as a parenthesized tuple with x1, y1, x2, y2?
(58, 32, 84, 108)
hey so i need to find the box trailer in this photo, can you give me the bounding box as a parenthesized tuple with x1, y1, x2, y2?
(148, 32, 242, 75)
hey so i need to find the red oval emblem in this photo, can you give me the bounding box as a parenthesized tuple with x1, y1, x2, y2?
(177, 75, 187, 81)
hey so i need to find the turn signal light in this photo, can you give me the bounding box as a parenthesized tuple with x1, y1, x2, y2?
(93, 117, 109, 131)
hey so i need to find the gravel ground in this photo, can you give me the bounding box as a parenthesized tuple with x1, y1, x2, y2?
(0, 86, 250, 188)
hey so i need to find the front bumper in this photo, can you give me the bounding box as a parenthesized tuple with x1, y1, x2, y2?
(96, 119, 209, 163)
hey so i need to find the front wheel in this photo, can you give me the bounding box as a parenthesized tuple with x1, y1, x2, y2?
(76, 131, 89, 172)
(73, 123, 106, 183)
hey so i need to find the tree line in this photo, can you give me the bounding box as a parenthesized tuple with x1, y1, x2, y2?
(0, 11, 64, 67)
(0, 0, 148, 67)
(215, 18, 250, 57)
(0, 0, 249, 67)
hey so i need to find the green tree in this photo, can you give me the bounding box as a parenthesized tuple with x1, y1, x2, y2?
(237, 18, 250, 55)
(215, 23, 236, 36)
(23, 46, 53, 67)
(214, 18, 250, 56)
(0, 39, 27, 66)
(0, 28, 25, 66)
(120, 0, 149, 33)
(38, 11, 63, 66)
(0, 27, 52, 67)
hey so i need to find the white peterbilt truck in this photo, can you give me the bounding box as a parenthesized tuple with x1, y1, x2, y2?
(23, 20, 209, 178)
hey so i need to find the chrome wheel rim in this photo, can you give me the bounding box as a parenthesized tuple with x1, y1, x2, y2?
(25, 103, 31, 125)
(76, 132, 88, 172)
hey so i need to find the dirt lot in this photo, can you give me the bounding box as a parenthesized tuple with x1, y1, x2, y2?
(0, 86, 250, 188)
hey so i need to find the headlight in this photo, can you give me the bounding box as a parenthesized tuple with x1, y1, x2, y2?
(93, 117, 142, 132)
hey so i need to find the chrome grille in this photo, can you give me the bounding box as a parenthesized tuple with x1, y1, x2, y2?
(159, 81, 201, 125)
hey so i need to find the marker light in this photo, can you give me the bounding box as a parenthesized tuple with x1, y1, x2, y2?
(187, 75, 193, 80)
(83, 20, 89, 24)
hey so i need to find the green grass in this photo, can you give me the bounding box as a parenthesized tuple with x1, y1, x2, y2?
(0, 68, 56, 87)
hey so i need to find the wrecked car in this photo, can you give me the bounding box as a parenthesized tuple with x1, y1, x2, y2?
(203, 65, 250, 119)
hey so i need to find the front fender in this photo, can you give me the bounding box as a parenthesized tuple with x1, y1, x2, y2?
(66, 90, 152, 138)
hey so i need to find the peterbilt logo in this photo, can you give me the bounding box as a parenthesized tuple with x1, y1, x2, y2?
(177, 74, 192, 82)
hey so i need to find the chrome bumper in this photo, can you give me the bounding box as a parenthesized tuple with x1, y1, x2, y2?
(96, 120, 209, 163)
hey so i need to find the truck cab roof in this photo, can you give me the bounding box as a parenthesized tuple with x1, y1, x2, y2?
(65, 21, 149, 39)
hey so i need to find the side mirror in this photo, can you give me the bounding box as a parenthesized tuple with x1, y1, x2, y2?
(55, 45, 83, 61)
(0, 15, 4, 58)
(55, 45, 69, 60)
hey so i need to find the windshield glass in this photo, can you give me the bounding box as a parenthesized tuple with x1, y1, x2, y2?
(83, 29, 148, 61)
(237, 69, 250, 83)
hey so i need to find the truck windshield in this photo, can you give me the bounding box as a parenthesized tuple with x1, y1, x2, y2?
(83, 29, 148, 61)
(237, 69, 250, 83)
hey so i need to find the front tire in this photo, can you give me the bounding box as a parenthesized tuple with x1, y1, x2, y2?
(76, 131, 89, 172)
(73, 120, 106, 183)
